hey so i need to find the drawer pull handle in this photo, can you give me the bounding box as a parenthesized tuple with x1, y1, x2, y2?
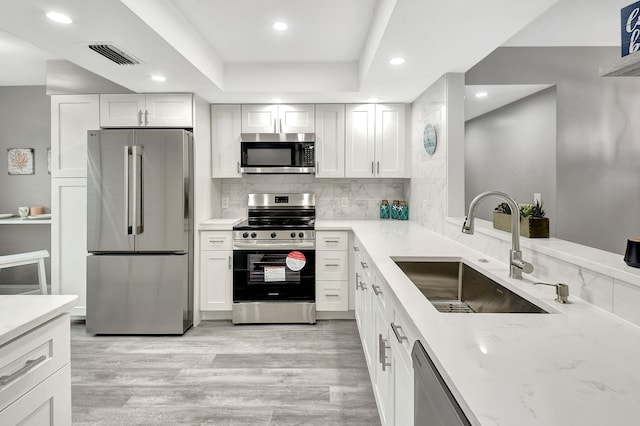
(360, 261, 368, 269)
(325, 263, 340, 267)
(0, 355, 46, 386)
(372, 284, 383, 296)
(379, 334, 391, 371)
(353, 246, 360, 252)
(325, 293, 340, 297)
(324, 240, 340, 243)
(355, 272, 361, 290)
(390, 322, 409, 343)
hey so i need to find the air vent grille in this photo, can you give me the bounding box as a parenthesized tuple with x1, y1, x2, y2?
(88, 44, 140, 65)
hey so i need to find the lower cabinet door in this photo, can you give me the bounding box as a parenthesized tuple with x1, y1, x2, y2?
(200, 250, 233, 311)
(391, 336, 414, 426)
(374, 301, 393, 425)
(0, 364, 71, 425)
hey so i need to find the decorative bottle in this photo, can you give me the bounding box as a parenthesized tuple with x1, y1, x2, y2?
(379, 200, 390, 219)
(391, 200, 400, 220)
(399, 201, 409, 220)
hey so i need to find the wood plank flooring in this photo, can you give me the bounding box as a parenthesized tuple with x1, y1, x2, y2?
(70, 320, 380, 425)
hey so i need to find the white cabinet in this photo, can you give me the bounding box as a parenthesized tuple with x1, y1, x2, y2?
(199, 232, 233, 311)
(316, 231, 349, 311)
(241, 104, 315, 133)
(100, 94, 193, 128)
(51, 179, 87, 318)
(0, 314, 72, 425)
(50, 95, 98, 318)
(211, 105, 242, 178)
(345, 104, 407, 178)
(315, 104, 345, 178)
(50, 95, 99, 178)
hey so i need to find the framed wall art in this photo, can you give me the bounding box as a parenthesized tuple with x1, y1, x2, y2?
(7, 148, 34, 175)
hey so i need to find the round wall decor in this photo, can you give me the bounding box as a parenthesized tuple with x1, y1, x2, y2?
(423, 123, 437, 155)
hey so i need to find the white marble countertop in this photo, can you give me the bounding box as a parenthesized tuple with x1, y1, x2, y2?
(198, 218, 244, 231)
(316, 219, 640, 425)
(0, 295, 77, 346)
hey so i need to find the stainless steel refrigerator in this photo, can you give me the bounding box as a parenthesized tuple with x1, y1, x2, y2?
(86, 129, 193, 335)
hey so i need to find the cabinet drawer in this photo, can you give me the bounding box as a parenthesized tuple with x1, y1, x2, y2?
(200, 232, 232, 251)
(316, 251, 348, 280)
(390, 302, 419, 369)
(316, 232, 348, 251)
(0, 314, 70, 412)
(316, 281, 348, 311)
(0, 363, 71, 425)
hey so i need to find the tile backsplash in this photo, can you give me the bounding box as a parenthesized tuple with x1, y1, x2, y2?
(220, 175, 406, 219)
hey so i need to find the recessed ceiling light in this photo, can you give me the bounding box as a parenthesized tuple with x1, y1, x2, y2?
(271, 97, 283, 103)
(273, 22, 288, 31)
(367, 97, 380, 103)
(151, 75, 166, 82)
(475, 92, 488, 98)
(46, 11, 72, 24)
(389, 57, 405, 65)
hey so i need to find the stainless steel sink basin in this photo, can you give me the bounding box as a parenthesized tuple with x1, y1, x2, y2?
(394, 260, 547, 314)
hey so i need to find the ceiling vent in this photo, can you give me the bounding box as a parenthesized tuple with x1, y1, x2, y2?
(88, 44, 140, 66)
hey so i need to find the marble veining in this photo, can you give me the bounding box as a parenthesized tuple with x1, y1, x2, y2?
(316, 219, 640, 425)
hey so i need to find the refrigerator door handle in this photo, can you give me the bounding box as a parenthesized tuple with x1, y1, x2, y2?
(132, 145, 144, 235)
(124, 146, 133, 235)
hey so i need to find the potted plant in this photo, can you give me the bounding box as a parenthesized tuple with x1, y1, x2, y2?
(492, 201, 549, 238)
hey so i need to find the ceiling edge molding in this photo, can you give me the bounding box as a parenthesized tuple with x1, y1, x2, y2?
(119, 0, 225, 90)
(46, 60, 133, 95)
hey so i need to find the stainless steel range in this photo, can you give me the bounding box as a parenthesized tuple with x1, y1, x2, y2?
(232, 193, 316, 324)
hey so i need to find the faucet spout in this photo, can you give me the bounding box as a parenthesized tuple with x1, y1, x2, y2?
(462, 191, 534, 279)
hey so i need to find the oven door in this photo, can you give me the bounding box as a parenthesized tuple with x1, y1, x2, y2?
(233, 249, 315, 302)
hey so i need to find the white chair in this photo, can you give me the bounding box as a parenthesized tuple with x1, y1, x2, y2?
(0, 250, 49, 295)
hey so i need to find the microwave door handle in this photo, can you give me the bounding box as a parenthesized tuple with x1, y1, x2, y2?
(124, 146, 133, 235)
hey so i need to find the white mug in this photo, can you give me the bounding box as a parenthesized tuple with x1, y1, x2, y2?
(18, 206, 29, 218)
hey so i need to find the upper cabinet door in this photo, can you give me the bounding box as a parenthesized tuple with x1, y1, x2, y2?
(279, 104, 315, 133)
(51, 95, 100, 178)
(100, 94, 145, 127)
(375, 104, 406, 178)
(241, 105, 278, 133)
(315, 104, 345, 178)
(100, 94, 193, 128)
(345, 104, 375, 178)
(145, 94, 193, 127)
(211, 105, 242, 178)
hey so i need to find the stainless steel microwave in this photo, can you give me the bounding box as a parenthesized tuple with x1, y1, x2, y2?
(240, 133, 315, 174)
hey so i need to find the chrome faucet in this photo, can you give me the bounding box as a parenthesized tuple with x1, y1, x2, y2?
(462, 191, 534, 279)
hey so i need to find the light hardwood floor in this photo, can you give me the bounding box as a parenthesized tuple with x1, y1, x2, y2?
(70, 320, 380, 425)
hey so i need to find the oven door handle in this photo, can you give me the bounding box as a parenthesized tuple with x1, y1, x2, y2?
(233, 241, 316, 250)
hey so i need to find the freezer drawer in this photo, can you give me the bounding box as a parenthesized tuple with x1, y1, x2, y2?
(86, 254, 192, 335)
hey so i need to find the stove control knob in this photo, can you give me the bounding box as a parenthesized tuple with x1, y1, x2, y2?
(290, 232, 296, 238)
(251, 232, 257, 238)
(271, 232, 277, 239)
(242, 232, 249, 239)
(298, 232, 304, 238)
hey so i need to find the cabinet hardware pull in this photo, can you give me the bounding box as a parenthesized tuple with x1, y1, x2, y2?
(0, 355, 46, 386)
(355, 272, 360, 289)
(237, 161, 240, 174)
(144, 110, 149, 126)
(137, 110, 143, 126)
(209, 239, 225, 243)
(279, 119, 282, 133)
(372, 284, 383, 296)
(325, 293, 340, 297)
(273, 119, 277, 133)
(390, 322, 408, 343)
(377, 161, 380, 174)
(371, 161, 374, 175)
(379, 334, 391, 371)
(325, 263, 340, 267)
(353, 246, 360, 252)
(324, 240, 340, 243)
(228, 256, 232, 270)
(361, 281, 368, 290)
(360, 261, 368, 269)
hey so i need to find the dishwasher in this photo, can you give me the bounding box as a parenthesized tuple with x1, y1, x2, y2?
(412, 341, 471, 426)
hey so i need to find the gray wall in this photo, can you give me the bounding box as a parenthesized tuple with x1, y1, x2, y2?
(0, 86, 51, 288)
(465, 87, 557, 233)
(466, 47, 640, 254)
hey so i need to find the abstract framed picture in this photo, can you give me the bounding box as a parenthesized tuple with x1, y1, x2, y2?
(7, 148, 34, 175)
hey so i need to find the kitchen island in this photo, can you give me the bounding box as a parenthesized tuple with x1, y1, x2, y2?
(316, 219, 640, 425)
(0, 295, 77, 424)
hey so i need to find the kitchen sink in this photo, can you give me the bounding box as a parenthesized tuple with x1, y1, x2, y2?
(394, 260, 548, 314)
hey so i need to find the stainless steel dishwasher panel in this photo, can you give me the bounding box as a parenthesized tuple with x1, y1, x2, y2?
(412, 341, 471, 426)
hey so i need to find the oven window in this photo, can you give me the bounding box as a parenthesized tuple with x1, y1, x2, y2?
(246, 148, 291, 166)
(247, 253, 301, 285)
